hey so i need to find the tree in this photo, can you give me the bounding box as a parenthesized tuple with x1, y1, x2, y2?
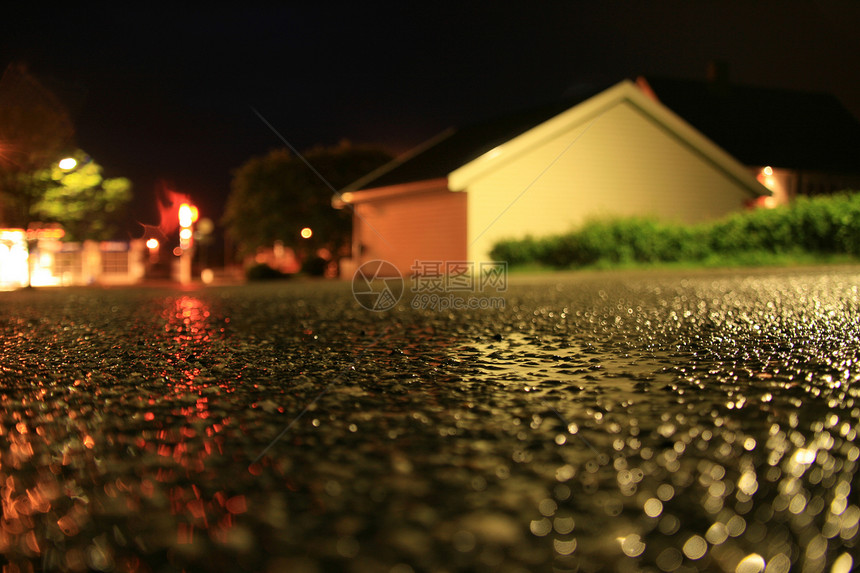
(0, 63, 76, 227)
(29, 150, 133, 241)
(223, 141, 392, 258)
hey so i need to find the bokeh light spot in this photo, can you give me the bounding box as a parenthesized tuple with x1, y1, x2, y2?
(682, 535, 707, 560)
(735, 553, 765, 573)
(644, 498, 663, 518)
(619, 534, 645, 557)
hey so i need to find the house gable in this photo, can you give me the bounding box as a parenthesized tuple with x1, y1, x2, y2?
(449, 80, 766, 197)
(343, 91, 602, 193)
(342, 78, 832, 272)
(452, 81, 770, 263)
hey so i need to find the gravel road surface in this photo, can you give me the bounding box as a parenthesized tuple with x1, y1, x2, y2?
(0, 267, 858, 572)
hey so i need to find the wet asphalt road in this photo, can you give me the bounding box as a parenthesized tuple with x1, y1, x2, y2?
(0, 267, 858, 573)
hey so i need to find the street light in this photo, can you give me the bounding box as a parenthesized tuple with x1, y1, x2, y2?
(58, 157, 77, 171)
(178, 203, 199, 251)
(177, 202, 198, 284)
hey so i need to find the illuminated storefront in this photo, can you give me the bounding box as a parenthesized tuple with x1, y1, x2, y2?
(0, 227, 147, 289)
(0, 229, 29, 290)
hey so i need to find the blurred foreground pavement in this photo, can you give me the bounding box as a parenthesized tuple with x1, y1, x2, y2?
(0, 267, 858, 573)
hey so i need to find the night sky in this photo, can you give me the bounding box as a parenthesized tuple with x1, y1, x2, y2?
(3, 2, 860, 230)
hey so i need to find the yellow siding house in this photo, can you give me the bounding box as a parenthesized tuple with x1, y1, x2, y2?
(340, 79, 772, 276)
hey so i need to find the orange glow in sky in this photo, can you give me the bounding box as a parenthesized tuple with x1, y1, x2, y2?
(157, 186, 195, 236)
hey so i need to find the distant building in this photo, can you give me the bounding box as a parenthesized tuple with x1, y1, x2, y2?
(29, 239, 148, 287)
(0, 227, 148, 289)
(338, 75, 860, 277)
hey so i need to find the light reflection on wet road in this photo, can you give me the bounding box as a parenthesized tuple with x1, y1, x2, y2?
(0, 268, 858, 572)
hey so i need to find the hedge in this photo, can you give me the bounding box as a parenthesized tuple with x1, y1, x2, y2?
(489, 191, 860, 268)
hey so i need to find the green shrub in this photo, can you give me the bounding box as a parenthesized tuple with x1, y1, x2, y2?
(490, 235, 547, 267)
(246, 263, 291, 281)
(533, 218, 711, 267)
(490, 191, 860, 269)
(301, 256, 329, 277)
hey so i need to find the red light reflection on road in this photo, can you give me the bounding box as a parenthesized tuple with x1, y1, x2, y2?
(165, 295, 213, 347)
(149, 295, 245, 553)
(0, 292, 255, 571)
(161, 295, 221, 391)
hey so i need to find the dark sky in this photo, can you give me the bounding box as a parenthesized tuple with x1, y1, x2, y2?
(3, 2, 860, 228)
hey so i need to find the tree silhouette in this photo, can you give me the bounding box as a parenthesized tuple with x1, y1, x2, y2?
(30, 150, 133, 241)
(223, 141, 391, 259)
(0, 63, 76, 228)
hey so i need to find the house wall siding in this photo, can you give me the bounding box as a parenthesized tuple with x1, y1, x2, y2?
(467, 101, 755, 262)
(353, 187, 467, 276)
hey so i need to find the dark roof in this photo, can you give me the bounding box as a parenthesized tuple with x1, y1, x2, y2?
(348, 87, 602, 191)
(349, 77, 860, 192)
(643, 76, 860, 173)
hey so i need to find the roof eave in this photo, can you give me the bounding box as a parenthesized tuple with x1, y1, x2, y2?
(449, 82, 639, 191)
(338, 177, 450, 205)
(340, 128, 457, 193)
(450, 79, 769, 198)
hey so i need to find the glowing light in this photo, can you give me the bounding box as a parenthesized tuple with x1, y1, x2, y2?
(793, 448, 816, 465)
(755, 166, 778, 194)
(178, 203, 198, 227)
(146, 238, 159, 250)
(530, 518, 552, 536)
(554, 516, 575, 534)
(554, 537, 577, 555)
(197, 217, 214, 235)
(832, 553, 854, 573)
(682, 535, 708, 559)
(483, 146, 503, 161)
(706, 522, 729, 545)
(177, 208, 195, 255)
(737, 471, 758, 495)
(618, 534, 646, 557)
(26, 227, 65, 241)
(300, 227, 313, 239)
(0, 229, 25, 242)
(726, 515, 746, 537)
(644, 498, 663, 517)
(30, 250, 60, 287)
(765, 554, 791, 573)
(735, 553, 766, 573)
(58, 157, 77, 170)
(0, 229, 29, 290)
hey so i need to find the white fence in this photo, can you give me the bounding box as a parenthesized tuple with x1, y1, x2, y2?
(0, 230, 147, 289)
